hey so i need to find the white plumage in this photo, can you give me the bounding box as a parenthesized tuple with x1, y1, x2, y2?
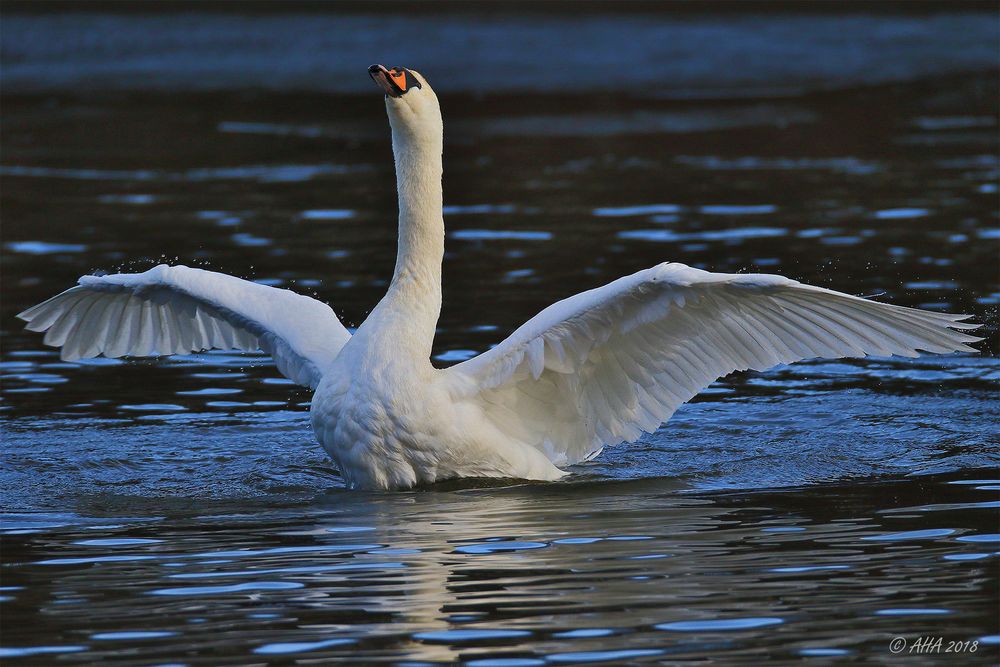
(19, 264, 349, 389)
(444, 263, 979, 467)
(17, 66, 980, 490)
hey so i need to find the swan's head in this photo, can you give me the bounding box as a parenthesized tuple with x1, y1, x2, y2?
(368, 64, 441, 145)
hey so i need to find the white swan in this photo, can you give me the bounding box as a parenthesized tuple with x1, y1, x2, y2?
(18, 65, 981, 490)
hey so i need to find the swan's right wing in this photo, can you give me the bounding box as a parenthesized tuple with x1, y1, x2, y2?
(17, 264, 351, 389)
(443, 262, 980, 466)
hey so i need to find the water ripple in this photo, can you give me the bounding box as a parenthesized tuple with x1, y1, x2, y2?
(253, 637, 355, 654)
(91, 631, 177, 640)
(0, 645, 88, 658)
(875, 608, 951, 616)
(861, 528, 956, 541)
(149, 581, 305, 596)
(656, 617, 785, 631)
(548, 649, 664, 662)
(453, 541, 549, 555)
(413, 629, 532, 642)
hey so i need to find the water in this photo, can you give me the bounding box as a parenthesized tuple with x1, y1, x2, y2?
(1, 475, 999, 663)
(1, 6, 999, 664)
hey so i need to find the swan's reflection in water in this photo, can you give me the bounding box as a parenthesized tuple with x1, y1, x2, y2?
(7, 472, 992, 663)
(302, 480, 716, 662)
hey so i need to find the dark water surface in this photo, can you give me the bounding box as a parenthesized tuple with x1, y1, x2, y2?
(2, 8, 999, 665)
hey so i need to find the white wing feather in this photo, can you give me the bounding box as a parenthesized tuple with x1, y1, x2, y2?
(444, 262, 981, 465)
(17, 264, 351, 389)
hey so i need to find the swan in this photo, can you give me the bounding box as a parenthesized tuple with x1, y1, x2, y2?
(18, 64, 981, 490)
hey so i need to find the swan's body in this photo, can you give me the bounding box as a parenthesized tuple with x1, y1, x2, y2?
(18, 66, 981, 490)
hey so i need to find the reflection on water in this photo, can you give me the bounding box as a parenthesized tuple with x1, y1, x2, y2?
(1, 6, 999, 664)
(1, 473, 998, 663)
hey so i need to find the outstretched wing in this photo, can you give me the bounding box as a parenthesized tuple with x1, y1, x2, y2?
(17, 264, 351, 389)
(443, 262, 980, 466)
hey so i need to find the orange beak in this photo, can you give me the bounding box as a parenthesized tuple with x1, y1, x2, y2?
(368, 64, 421, 98)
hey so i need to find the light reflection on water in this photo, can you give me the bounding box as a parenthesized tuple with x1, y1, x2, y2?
(1, 475, 997, 663)
(1, 10, 998, 664)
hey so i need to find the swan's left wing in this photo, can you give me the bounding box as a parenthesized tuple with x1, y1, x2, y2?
(443, 262, 980, 466)
(17, 264, 351, 389)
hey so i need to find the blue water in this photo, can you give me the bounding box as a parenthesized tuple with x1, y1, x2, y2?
(1, 12, 996, 96)
(1, 6, 998, 664)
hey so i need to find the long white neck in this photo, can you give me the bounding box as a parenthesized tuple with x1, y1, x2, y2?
(362, 112, 444, 361)
(390, 123, 444, 290)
